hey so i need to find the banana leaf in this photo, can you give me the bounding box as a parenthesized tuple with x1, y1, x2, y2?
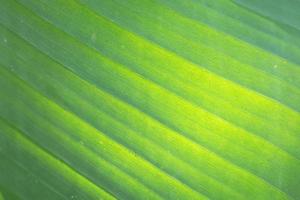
(0, 0, 299, 199)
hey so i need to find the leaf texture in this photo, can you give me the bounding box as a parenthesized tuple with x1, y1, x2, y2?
(0, 0, 300, 199)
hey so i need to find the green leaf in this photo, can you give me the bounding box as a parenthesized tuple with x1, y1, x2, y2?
(0, 0, 299, 199)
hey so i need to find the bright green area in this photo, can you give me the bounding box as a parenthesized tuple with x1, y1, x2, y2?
(0, 0, 299, 199)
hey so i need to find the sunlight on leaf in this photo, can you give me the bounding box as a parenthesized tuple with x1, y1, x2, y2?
(0, 0, 299, 199)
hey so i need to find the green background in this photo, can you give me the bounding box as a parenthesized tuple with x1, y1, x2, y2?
(0, 0, 300, 199)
